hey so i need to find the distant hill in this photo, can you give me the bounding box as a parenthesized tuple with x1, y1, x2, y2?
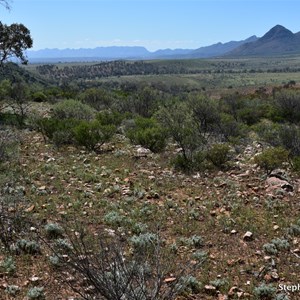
(188, 35, 258, 58)
(26, 25, 300, 62)
(227, 25, 300, 56)
(26, 37, 258, 62)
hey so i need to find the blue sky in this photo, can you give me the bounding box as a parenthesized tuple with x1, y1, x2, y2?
(1, 0, 300, 51)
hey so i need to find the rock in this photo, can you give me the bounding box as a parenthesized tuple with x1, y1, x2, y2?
(228, 286, 238, 297)
(164, 277, 177, 283)
(204, 285, 217, 295)
(135, 146, 151, 157)
(266, 177, 293, 193)
(269, 169, 290, 181)
(243, 231, 253, 241)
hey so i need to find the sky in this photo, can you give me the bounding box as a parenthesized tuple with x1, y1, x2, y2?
(1, 0, 300, 52)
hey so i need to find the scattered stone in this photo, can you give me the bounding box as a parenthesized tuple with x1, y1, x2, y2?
(164, 277, 177, 283)
(228, 286, 238, 297)
(266, 176, 293, 193)
(273, 225, 280, 231)
(204, 285, 217, 295)
(243, 231, 253, 241)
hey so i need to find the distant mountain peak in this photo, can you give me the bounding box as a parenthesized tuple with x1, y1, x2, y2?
(226, 25, 300, 57)
(260, 24, 294, 41)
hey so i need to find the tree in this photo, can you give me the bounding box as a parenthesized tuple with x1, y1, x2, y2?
(0, 22, 33, 65)
(0, 0, 11, 10)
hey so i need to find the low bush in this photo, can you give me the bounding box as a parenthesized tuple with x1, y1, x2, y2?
(73, 120, 116, 151)
(206, 143, 231, 169)
(254, 146, 289, 174)
(44, 228, 203, 300)
(253, 283, 276, 300)
(52, 99, 95, 121)
(126, 117, 167, 152)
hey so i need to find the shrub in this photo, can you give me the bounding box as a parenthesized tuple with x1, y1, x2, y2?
(52, 99, 95, 121)
(253, 283, 276, 299)
(254, 146, 289, 174)
(0, 127, 19, 162)
(130, 232, 158, 253)
(278, 124, 300, 157)
(206, 143, 231, 169)
(80, 88, 113, 111)
(96, 110, 128, 126)
(31, 91, 47, 102)
(291, 156, 300, 172)
(271, 238, 290, 251)
(5, 285, 20, 296)
(44, 229, 202, 300)
(192, 251, 208, 264)
(34, 117, 80, 145)
(73, 120, 116, 151)
(178, 276, 202, 294)
(27, 287, 45, 300)
(252, 119, 281, 146)
(126, 117, 167, 153)
(263, 243, 278, 255)
(0, 256, 16, 274)
(15, 239, 41, 255)
(45, 223, 64, 239)
(172, 154, 194, 173)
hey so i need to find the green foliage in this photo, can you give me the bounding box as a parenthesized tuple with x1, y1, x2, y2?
(0, 22, 33, 64)
(5, 285, 20, 296)
(52, 99, 95, 121)
(253, 119, 281, 146)
(126, 117, 167, 152)
(130, 232, 158, 253)
(253, 283, 276, 300)
(96, 110, 128, 126)
(27, 287, 45, 300)
(15, 239, 41, 255)
(31, 91, 47, 102)
(278, 124, 300, 157)
(291, 156, 300, 172)
(172, 154, 194, 173)
(274, 89, 300, 123)
(0, 256, 16, 274)
(192, 251, 208, 264)
(206, 143, 231, 169)
(73, 120, 116, 151)
(44, 223, 64, 239)
(254, 146, 289, 174)
(34, 117, 80, 146)
(178, 276, 202, 294)
(263, 243, 278, 255)
(271, 238, 290, 251)
(80, 87, 113, 110)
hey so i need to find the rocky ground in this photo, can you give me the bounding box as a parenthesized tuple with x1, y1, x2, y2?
(1, 127, 300, 300)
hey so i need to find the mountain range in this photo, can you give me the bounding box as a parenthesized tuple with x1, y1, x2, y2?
(27, 25, 300, 62)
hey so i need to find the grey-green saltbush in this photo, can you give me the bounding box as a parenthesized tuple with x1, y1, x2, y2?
(130, 233, 158, 252)
(263, 243, 278, 255)
(27, 287, 45, 299)
(179, 235, 204, 249)
(177, 275, 202, 294)
(271, 238, 290, 251)
(16, 239, 41, 255)
(254, 283, 276, 299)
(0, 256, 16, 274)
(192, 250, 208, 264)
(55, 239, 73, 253)
(5, 285, 20, 296)
(45, 223, 64, 239)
